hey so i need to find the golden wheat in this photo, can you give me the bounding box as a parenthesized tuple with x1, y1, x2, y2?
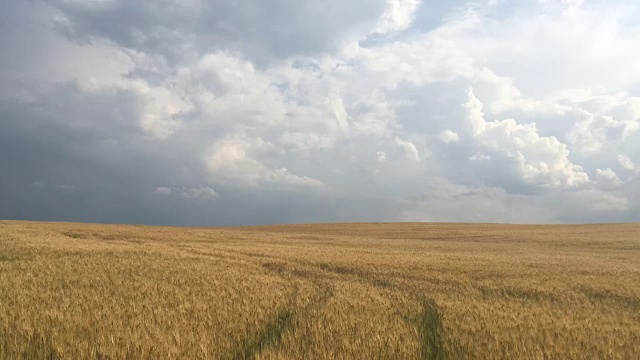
(0, 220, 639, 359)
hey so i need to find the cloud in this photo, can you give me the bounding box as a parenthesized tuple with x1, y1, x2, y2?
(618, 155, 639, 173)
(2, 0, 640, 226)
(595, 168, 622, 189)
(567, 111, 640, 153)
(439, 130, 460, 143)
(373, 0, 422, 35)
(156, 186, 219, 199)
(131, 79, 193, 139)
(154, 186, 173, 195)
(463, 88, 590, 190)
(469, 152, 491, 161)
(457, 0, 640, 97)
(43, 0, 390, 63)
(183, 187, 218, 199)
(205, 131, 324, 188)
(394, 136, 421, 161)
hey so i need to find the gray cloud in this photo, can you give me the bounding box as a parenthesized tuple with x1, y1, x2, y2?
(1, 0, 640, 226)
(43, 0, 389, 65)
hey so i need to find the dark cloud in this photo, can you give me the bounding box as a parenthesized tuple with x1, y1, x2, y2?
(2, 0, 640, 226)
(0, 79, 406, 226)
(43, 0, 387, 64)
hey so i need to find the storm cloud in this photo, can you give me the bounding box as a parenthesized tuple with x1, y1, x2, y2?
(1, 0, 640, 225)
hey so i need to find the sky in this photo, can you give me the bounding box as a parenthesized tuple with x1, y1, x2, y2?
(1, 0, 640, 226)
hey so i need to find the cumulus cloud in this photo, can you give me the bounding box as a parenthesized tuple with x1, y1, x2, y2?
(132, 80, 193, 139)
(439, 130, 460, 143)
(394, 136, 421, 161)
(618, 155, 639, 173)
(567, 112, 640, 153)
(2, 0, 640, 225)
(373, 0, 422, 35)
(595, 168, 622, 190)
(469, 152, 491, 161)
(463, 88, 590, 190)
(205, 132, 324, 188)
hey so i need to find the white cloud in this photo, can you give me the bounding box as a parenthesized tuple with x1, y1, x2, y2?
(472, 1, 640, 97)
(394, 136, 421, 161)
(127, 79, 193, 139)
(567, 112, 640, 153)
(469, 152, 491, 161)
(618, 155, 639, 173)
(464, 88, 590, 189)
(439, 130, 460, 143)
(372, 0, 421, 35)
(205, 132, 324, 188)
(279, 132, 337, 151)
(595, 168, 622, 189)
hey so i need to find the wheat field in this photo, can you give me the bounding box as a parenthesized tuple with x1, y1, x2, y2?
(0, 220, 639, 359)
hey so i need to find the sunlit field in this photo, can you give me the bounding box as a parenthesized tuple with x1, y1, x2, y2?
(1, 220, 639, 359)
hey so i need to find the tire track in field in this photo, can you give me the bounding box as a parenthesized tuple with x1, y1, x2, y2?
(263, 260, 448, 360)
(231, 306, 294, 360)
(228, 263, 334, 360)
(412, 298, 446, 360)
(316, 262, 448, 359)
(174, 244, 447, 359)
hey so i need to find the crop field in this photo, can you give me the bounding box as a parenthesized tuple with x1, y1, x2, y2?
(0, 221, 639, 359)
